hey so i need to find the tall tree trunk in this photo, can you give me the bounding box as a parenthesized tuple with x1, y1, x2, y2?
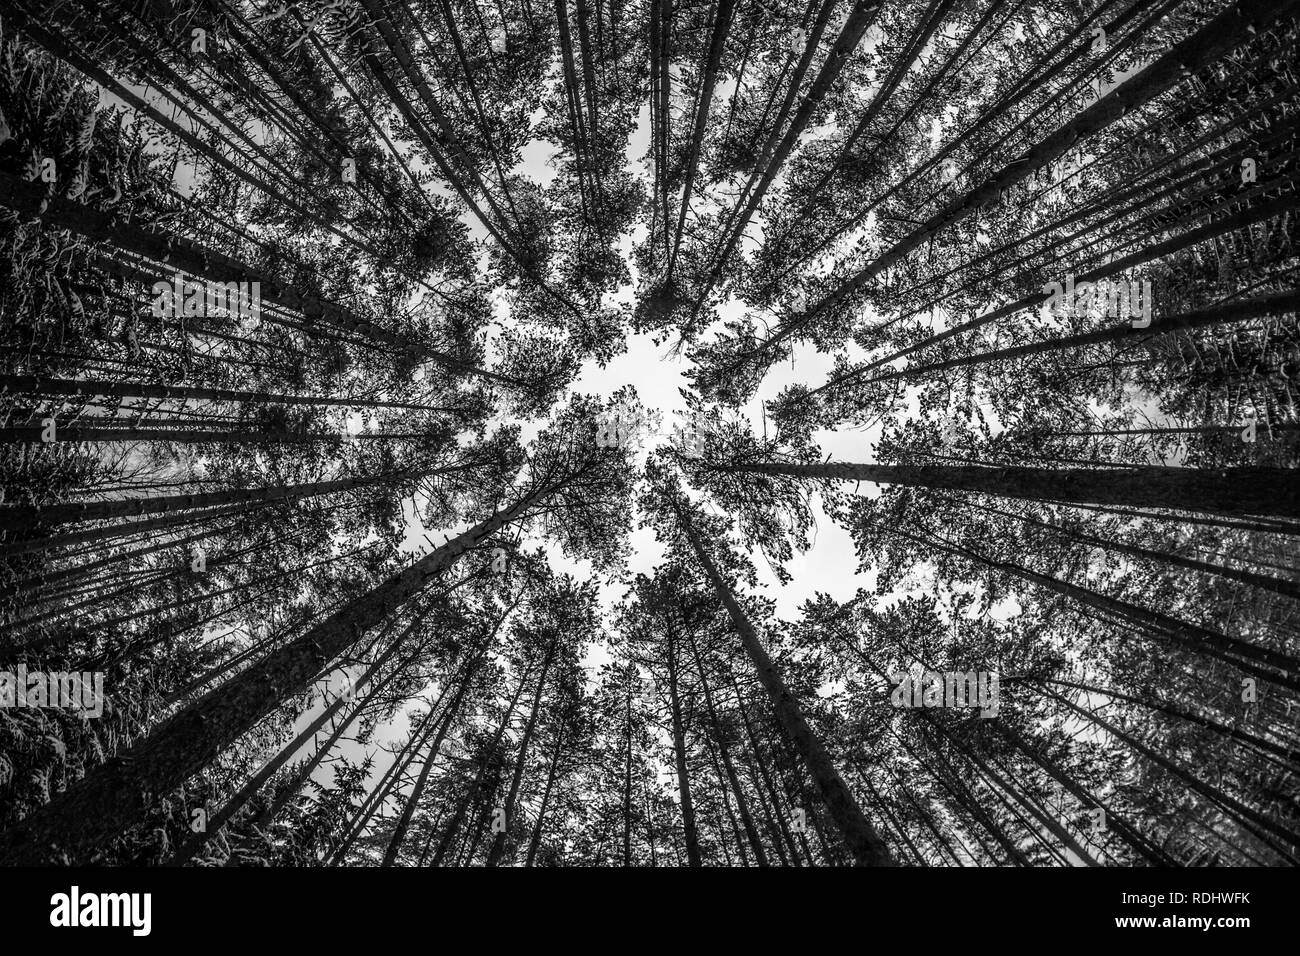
(1041, 677, 1300, 770)
(695, 0, 875, 310)
(2, 470, 420, 531)
(744, 758, 787, 864)
(382, 646, 493, 866)
(688, 630, 767, 864)
(524, 720, 567, 867)
(0, 169, 504, 381)
(429, 661, 535, 866)
(0, 479, 563, 864)
(715, 461, 1300, 521)
(0, 374, 452, 412)
(485, 634, 559, 866)
(960, 497, 1300, 601)
(805, 192, 1300, 398)
(867, 290, 1300, 385)
(665, 618, 702, 866)
(182, 615, 433, 865)
(702, 736, 747, 865)
(676, 504, 893, 865)
(381, 592, 524, 865)
(995, 720, 1179, 866)
(1043, 686, 1300, 860)
(642, 774, 659, 866)
(665, 0, 735, 277)
(327, 700, 447, 865)
(890, 520, 1300, 686)
(0, 425, 462, 444)
(778, 0, 1300, 351)
(622, 672, 634, 866)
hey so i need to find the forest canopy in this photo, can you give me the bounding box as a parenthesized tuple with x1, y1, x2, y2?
(0, 0, 1297, 868)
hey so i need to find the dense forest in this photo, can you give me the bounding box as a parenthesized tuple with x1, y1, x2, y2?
(0, 0, 1296, 868)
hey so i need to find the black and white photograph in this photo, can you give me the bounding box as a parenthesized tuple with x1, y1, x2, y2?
(0, 0, 1294, 937)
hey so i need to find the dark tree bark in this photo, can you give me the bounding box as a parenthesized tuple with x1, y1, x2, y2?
(676, 504, 893, 865)
(715, 461, 1300, 521)
(485, 633, 558, 866)
(0, 480, 563, 864)
(665, 617, 702, 866)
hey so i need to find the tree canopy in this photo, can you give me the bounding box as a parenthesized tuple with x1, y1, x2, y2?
(0, 0, 1297, 868)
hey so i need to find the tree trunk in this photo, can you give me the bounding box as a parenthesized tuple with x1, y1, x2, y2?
(666, 0, 735, 276)
(2, 473, 406, 532)
(677, 506, 893, 865)
(665, 619, 702, 866)
(524, 721, 567, 867)
(0, 374, 450, 412)
(0, 480, 560, 864)
(178, 614, 430, 865)
(382, 648, 491, 866)
(688, 630, 767, 864)
(429, 661, 535, 866)
(787, 0, 1300, 346)
(622, 673, 634, 866)
(697, 0, 875, 305)
(716, 461, 1300, 521)
(892, 520, 1300, 686)
(868, 290, 1300, 385)
(485, 634, 559, 866)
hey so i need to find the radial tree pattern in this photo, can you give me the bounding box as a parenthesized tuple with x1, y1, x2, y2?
(0, 0, 1297, 867)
